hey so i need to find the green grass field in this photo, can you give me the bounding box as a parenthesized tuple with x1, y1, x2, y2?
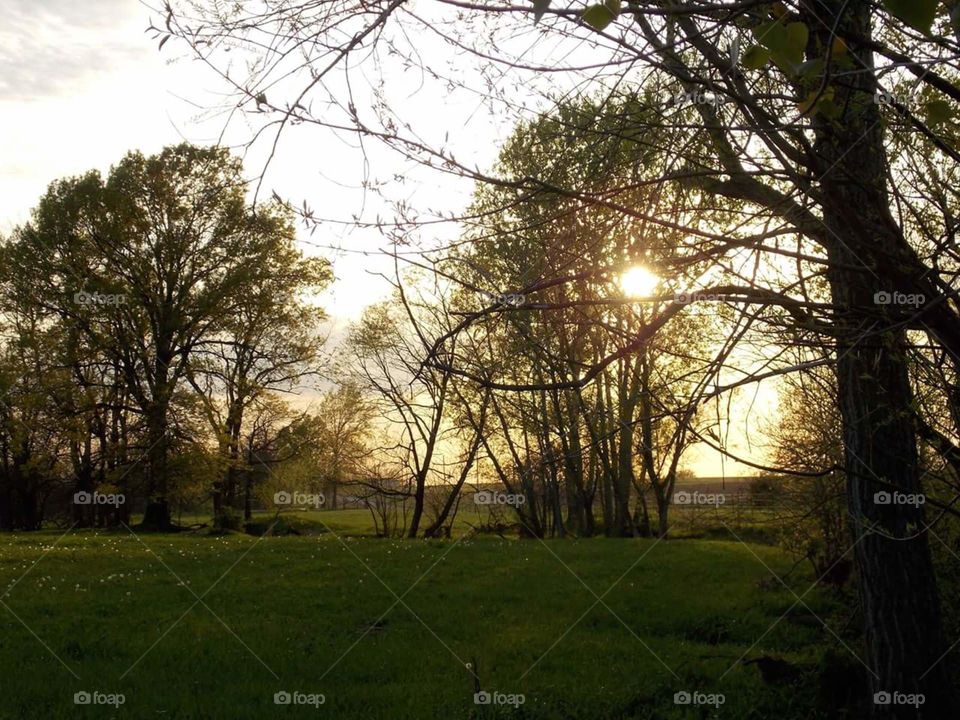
(0, 513, 860, 719)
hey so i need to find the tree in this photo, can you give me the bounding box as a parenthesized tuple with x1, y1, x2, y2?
(313, 383, 374, 510)
(9, 144, 303, 529)
(0, 327, 66, 530)
(185, 238, 330, 518)
(346, 297, 454, 538)
(161, 1, 960, 712)
(448, 96, 713, 537)
(766, 366, 848, 577)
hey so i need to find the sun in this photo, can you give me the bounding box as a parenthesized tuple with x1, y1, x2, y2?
(619, 265, 659, 297)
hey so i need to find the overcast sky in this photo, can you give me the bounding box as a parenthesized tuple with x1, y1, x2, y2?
(0, 0, 776, 477)
(0, 0, 417, 322)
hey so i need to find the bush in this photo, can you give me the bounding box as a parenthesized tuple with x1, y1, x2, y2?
(213, 508, 243, 532)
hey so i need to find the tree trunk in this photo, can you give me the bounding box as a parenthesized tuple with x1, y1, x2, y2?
(655, 494, 669, 540)
(424, 431, 482, 538)
(633, 487, 652, 538)
(407, 471, 426, 539)
(142, 401, 172, 530)
(808, 3, 956, 714)
(223, 403, 243, 509)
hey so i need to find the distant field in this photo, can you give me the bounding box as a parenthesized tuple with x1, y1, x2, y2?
(0, 512, 860, 719)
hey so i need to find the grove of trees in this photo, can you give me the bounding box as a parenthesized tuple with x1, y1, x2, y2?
(1, 1, 959, 716)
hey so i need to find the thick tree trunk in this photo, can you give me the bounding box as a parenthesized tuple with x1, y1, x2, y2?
(612, 423, 635, 537)
(807, 3, 956, 714)
(142, 401, 172, 530)
(223, 403, 243, 509)
(828, 258, 955, 716)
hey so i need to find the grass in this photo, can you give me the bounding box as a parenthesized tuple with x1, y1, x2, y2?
(0, 512, 860, 719)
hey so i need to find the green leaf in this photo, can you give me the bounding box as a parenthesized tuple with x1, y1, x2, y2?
(797, 89, 819, 116)
(532, 0, 550, 23)
(882, 0, 939, 34)
(797, 87, 838, 119)
(753, 20, 809, 74)
(925, 99, 952, 126)
(741, 45, 771, 70)
(786, 21, 809, 58)
(753, 21, 787, 50)
(816, 97, 842, 120)
(582, 3, 617, 31)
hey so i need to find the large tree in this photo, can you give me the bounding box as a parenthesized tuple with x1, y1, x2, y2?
(162, 1, 960, 713)
(8, 144, 304, 529)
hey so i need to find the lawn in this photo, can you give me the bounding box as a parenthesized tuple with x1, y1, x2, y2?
(0, 514, 860, 719)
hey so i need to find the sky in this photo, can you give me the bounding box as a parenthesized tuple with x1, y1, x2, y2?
(0, 0, 410, 321)
(0, 0, 778, 477)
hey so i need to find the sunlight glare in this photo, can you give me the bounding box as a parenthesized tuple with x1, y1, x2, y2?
(619, 265, 659, 298)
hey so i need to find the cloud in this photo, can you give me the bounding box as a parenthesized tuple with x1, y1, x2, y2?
(0, 0, 147, 101)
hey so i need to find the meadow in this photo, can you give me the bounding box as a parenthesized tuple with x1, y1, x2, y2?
(0, 511, 863, 719)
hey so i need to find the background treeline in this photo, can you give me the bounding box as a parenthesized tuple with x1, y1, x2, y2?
(0, 144, 335, 531)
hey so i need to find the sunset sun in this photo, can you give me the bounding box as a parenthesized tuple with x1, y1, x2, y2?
(619, 265, 659, 297)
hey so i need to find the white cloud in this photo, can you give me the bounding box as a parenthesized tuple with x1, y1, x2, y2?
(0, 0, 145, 101)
